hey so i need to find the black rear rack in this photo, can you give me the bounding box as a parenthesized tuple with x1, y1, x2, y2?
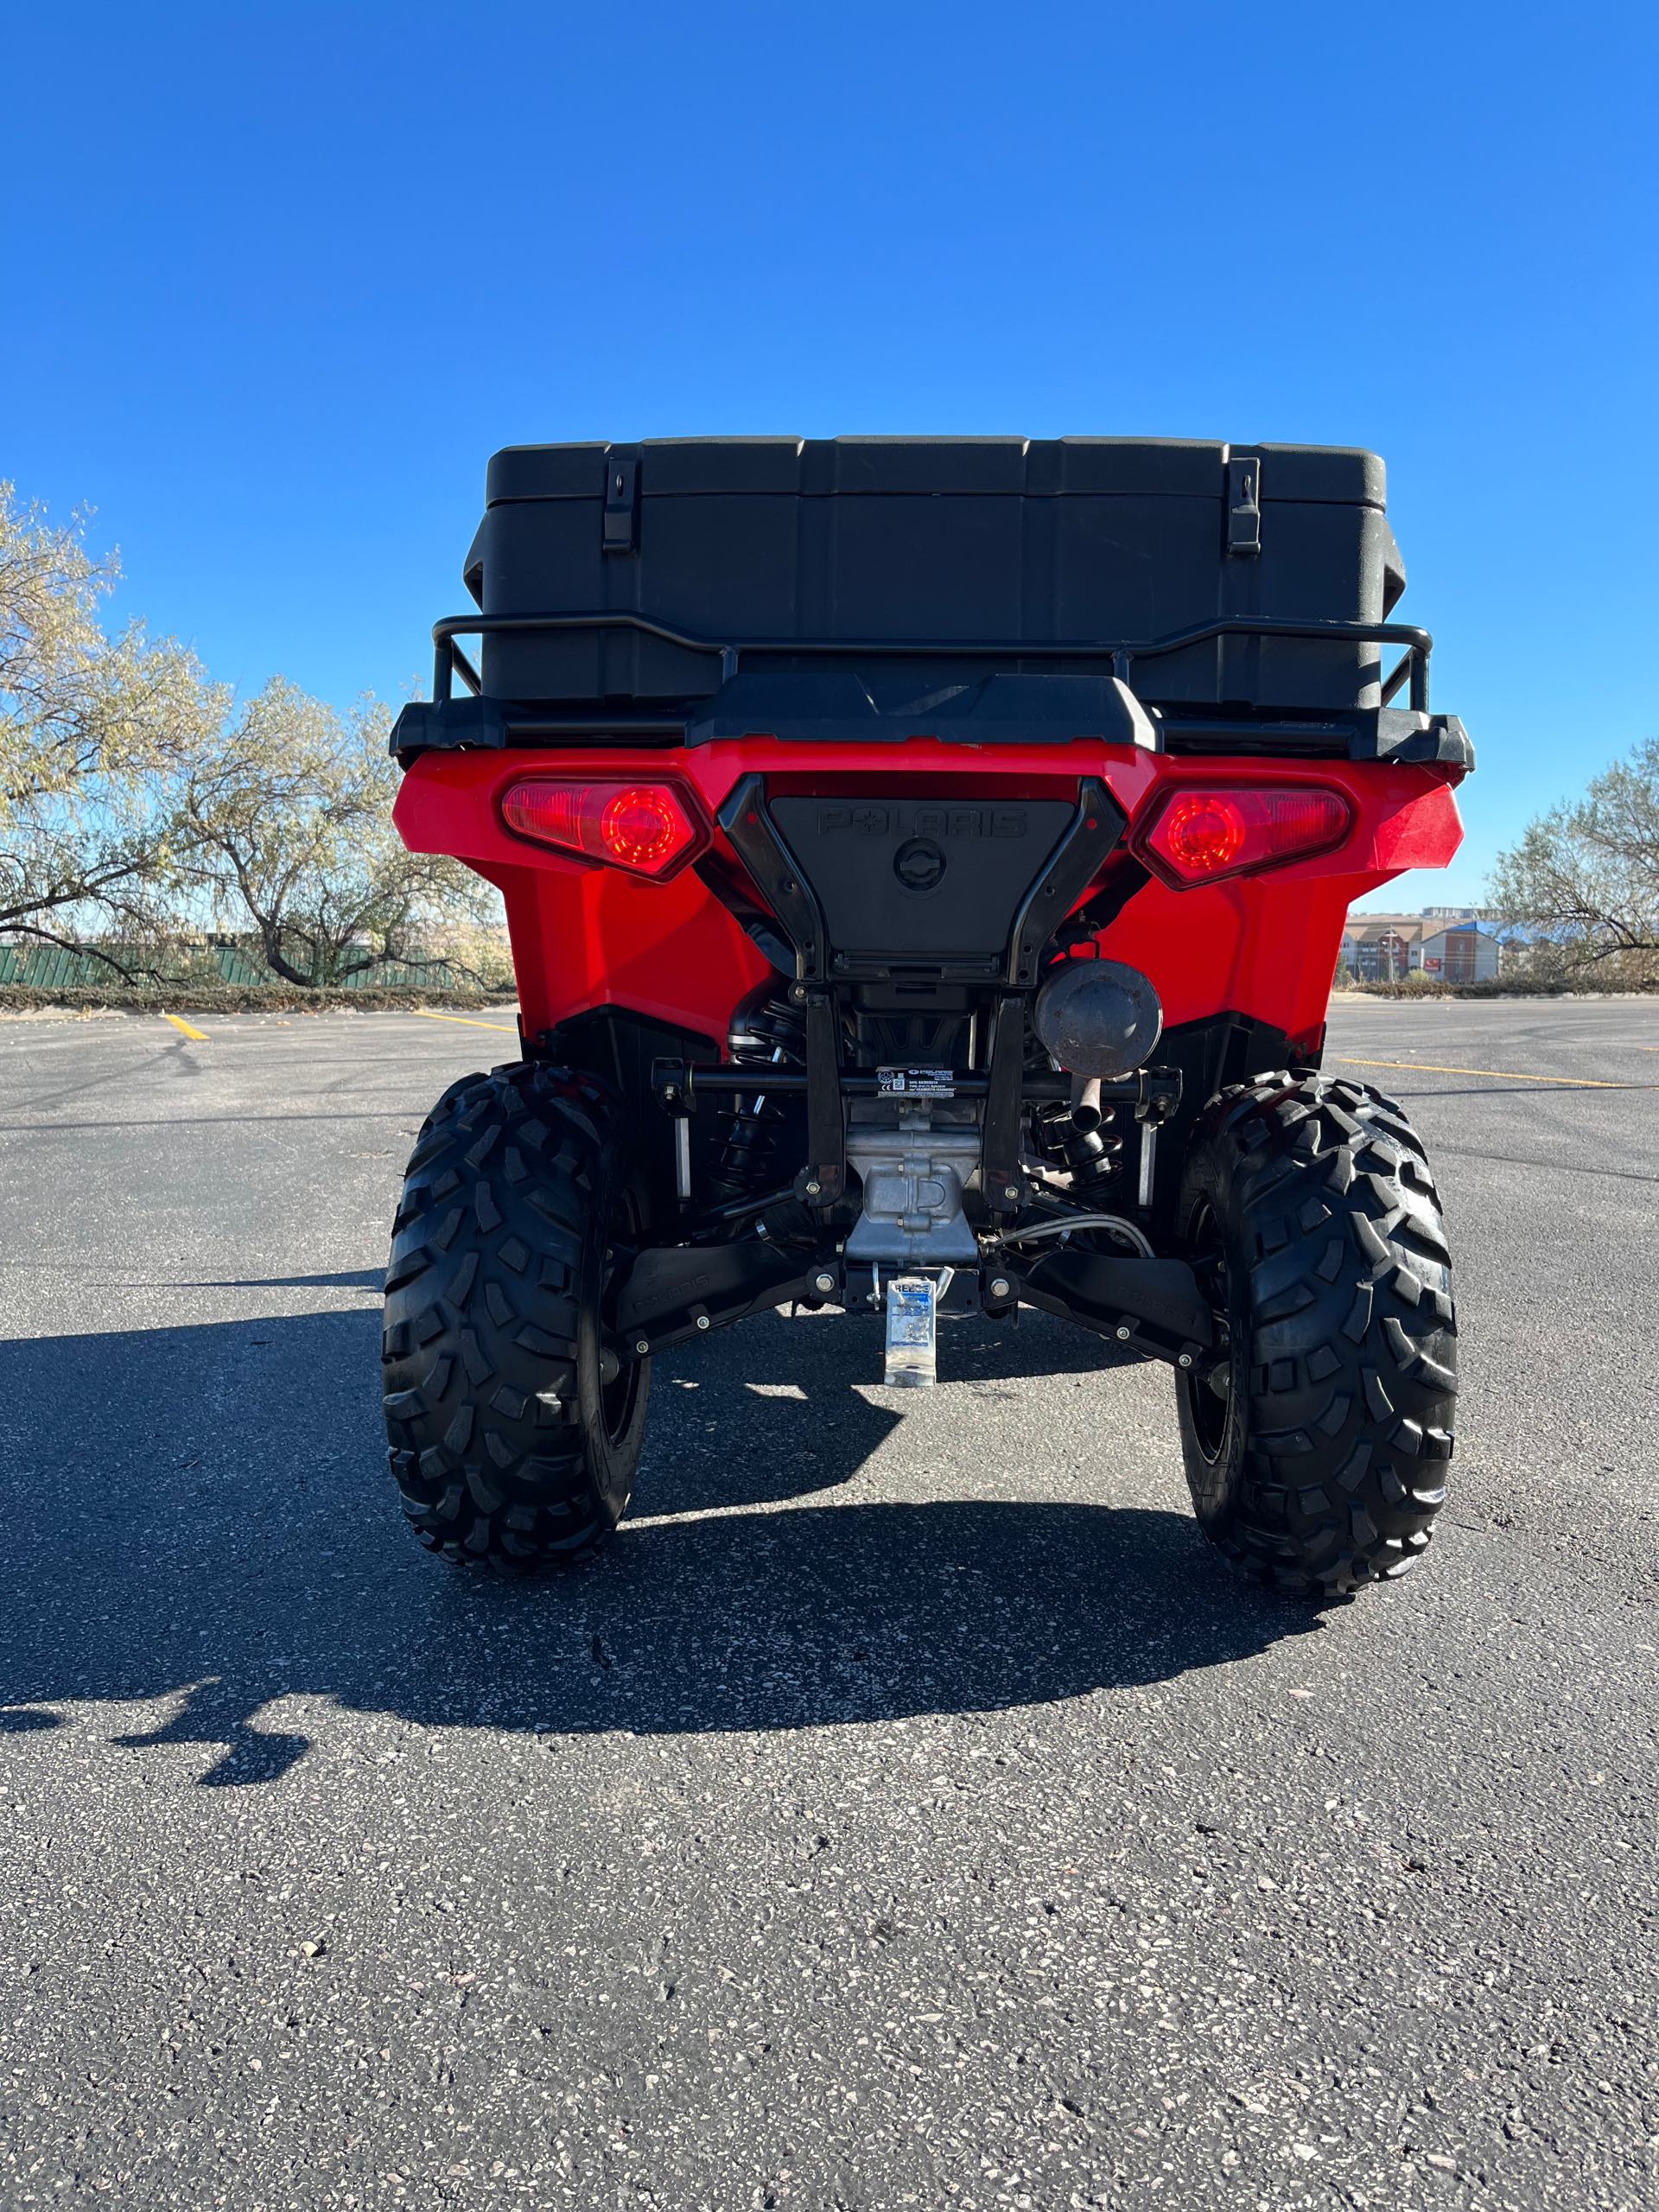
(428, 607, 1434, 714)
(393, 609, 1471, 774)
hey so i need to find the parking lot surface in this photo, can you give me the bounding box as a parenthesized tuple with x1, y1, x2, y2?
(1, 999, 1655, 2210)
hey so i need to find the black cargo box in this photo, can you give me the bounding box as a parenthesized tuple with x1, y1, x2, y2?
(392, 435, 1471, 772)
(465, 435, 1404, 713)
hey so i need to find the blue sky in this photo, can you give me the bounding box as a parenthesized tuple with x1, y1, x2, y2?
(3, 0, 1653, 910)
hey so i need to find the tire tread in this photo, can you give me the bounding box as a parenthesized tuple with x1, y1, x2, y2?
(1178, 1071, 1458, 1599)
(381, 1062, 642, 1573)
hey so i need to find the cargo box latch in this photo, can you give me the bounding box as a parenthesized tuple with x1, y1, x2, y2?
(1225, 455, 1262, 556)
(602, 452, 640, 554)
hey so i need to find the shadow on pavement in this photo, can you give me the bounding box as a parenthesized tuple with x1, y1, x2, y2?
(0, 1304, 1315, 1784)
(175, 1268, 386, 1291)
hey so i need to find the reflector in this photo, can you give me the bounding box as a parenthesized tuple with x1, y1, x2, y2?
(500, 779, 708, 879)
(1139, 785, 1351, 887)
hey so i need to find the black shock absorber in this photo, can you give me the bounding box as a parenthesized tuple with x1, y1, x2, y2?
(1052, 1100, 1128, 1199)
(710, 987, 807, 1202)
(1035, 1097, 1128, 1199)
(1028, 1038, 1127, 1201)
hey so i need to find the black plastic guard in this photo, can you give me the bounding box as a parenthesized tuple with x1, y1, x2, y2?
(768, 793, 1076, 975)
(1016, 1249, 1215, 1351)
(616, 1243, 810, 1351)
(718, 776, 1126, 988)
(390, 696, 513, 760)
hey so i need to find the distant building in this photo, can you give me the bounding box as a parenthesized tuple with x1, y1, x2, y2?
(1340, 911, 1500, 983)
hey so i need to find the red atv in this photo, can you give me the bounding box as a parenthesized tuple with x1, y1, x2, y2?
(385, 437, 1466, 1599)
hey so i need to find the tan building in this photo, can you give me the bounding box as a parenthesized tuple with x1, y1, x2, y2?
(1340, 910, 1499, 983)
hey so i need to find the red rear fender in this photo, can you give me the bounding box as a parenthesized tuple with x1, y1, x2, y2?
(395, 741, 1462, 1046)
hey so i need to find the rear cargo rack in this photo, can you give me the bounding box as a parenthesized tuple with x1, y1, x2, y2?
(428, 609, 1435, 715)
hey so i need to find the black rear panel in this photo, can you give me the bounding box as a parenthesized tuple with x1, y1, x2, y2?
(719, 776, 1127, 992)
(767, 797, 1076, 968)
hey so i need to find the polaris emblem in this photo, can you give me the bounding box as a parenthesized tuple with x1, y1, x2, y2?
(893, 837, 946, 890)
(814, 804, 1028, 840)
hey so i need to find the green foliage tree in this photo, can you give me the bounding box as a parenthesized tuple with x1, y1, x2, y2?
(1489, 739, 1659, 979)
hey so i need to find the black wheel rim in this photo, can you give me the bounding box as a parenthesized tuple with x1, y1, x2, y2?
(598, 1192, 645, 1446)
(1184, 1197, 1231, 1463)
(601, 1328, 644, 1445)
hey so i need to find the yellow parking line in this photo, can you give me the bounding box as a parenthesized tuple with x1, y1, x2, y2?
(413, 1010, 518, 1033)
(162, 1013, 209, 1042)
(1335, 1055, 1635, 1090)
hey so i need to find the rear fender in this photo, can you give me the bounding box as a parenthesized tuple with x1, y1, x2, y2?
(394, 742, 1461, 1046)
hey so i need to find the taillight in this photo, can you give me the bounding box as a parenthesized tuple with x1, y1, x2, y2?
(1138, 785, 1351, 887)
(499, 779, 709, 879)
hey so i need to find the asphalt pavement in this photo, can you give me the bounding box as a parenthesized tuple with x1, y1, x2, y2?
(0, 999, 1655, 2210)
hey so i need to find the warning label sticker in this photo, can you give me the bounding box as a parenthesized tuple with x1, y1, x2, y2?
(876, 1067, 956, 1099)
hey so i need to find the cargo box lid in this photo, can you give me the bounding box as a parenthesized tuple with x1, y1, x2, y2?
(483, 436, 1386, 509)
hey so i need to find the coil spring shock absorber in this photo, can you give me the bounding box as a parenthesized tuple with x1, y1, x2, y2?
(711, 988, 807, 1202)
(1027, 1038, 1127, 1200)
(1037, 1098, 1127, 1198)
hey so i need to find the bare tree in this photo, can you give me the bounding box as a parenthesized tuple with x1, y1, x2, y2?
(3, 481, 506, 991)
(181, 679, 501, 986)
(1488, 738, 1659, 976)
(0, 482, 219, 973)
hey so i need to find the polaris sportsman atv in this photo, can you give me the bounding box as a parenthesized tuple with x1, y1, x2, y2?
(384, 437, 1468, 1599)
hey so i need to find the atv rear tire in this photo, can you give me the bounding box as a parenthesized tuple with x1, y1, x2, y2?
(382, 1062, 650, 1570)
(1175, 1073, 1456, 1599)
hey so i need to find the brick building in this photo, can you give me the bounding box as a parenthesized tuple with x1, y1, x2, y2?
(1339, 910, 1500, 983)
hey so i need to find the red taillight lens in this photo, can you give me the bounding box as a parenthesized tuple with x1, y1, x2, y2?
(1139, 785, 1351, 887)
(500, 779, 709, 879)
(1158, 792, 1247, 875)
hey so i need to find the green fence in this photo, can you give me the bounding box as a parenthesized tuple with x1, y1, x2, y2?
(0, 941, 477, 990)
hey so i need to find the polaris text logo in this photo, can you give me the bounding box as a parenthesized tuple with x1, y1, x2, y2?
(815, 805, 1027, 839)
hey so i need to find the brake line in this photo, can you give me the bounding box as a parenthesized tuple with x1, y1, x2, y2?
(990, 1212, 1155, 1259)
